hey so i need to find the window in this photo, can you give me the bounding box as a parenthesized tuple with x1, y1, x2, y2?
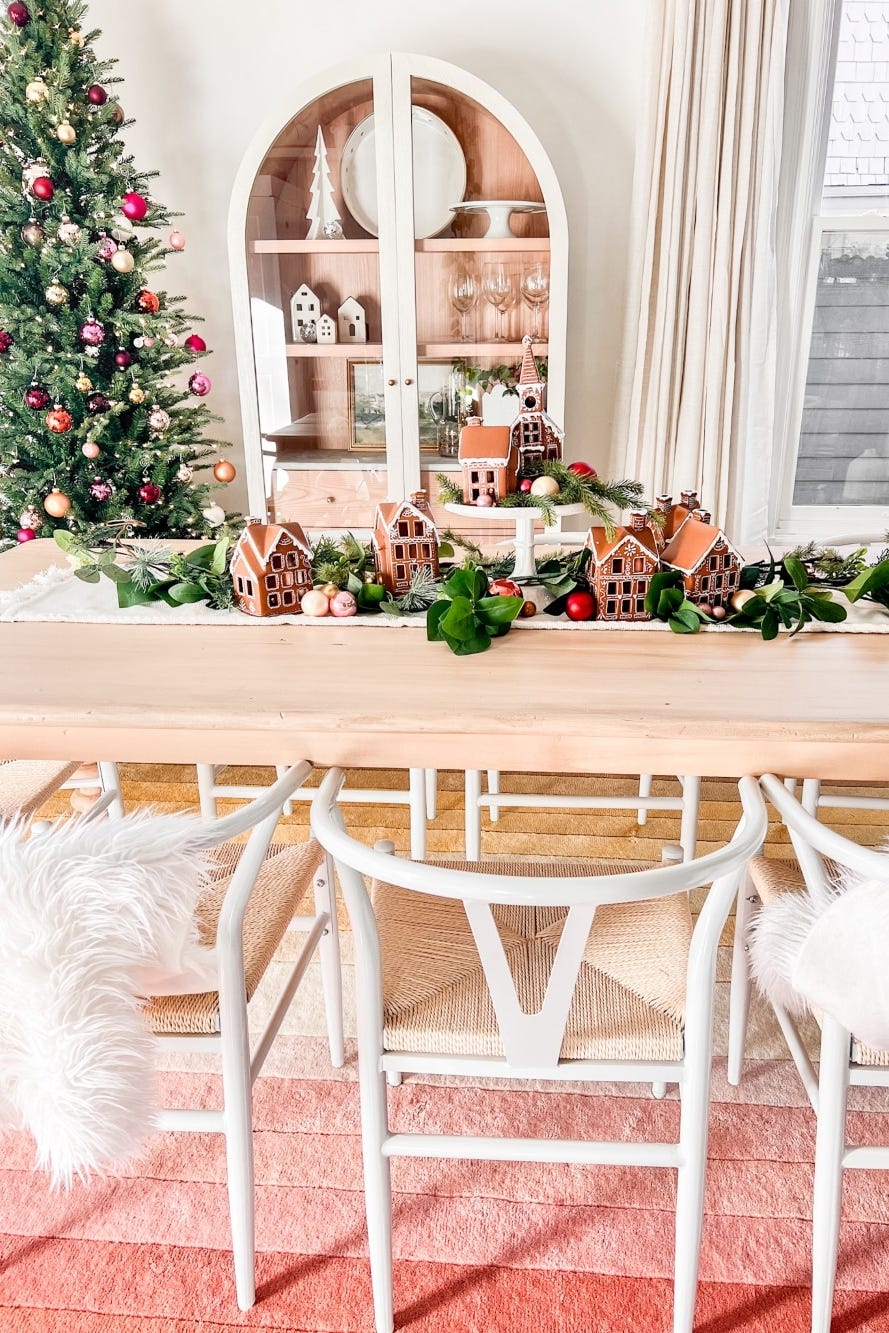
(612, 558, 623, 574)
(267, 592, 279, 609)
(270, 553, 284, 571)
(282, 589, 295, 606)
(633, 556, 646, 573)
(285, 550, 299, 568)
(265, 572, 278, 590)
(236, 575, 244, 593)
(775, 0, 889, 535)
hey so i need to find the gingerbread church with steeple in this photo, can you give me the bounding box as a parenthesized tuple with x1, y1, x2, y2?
(510, 334, 564, 470)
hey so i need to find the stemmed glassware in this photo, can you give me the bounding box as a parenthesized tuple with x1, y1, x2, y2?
(448, 267, 478, 343)
(481, 260, 516, 342)
(519, 262, 550, 340)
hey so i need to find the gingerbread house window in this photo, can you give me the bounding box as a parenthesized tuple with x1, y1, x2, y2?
(700, 575, 711, 591)
(622, 579, 633, 594)
(236, 575, 245, 593)
(607, 580, 618, 595)
(522, 420, 541, 444)
(270, 553, 285, 571)
(285, 550, 299, 568)
(606, 599, 617, 615)
(281, 589, 296, 606)
(246, 578, 254, 596)
(708, 554, 719, 571)
(722, 552, 732, 568)
(633, 578, 647, 594)
(282, 571, 294, 587)
(633, 556, 646, 572)
(265, 573, 278, 591)
(636, 596, 646, 614)
(620, 597, 633, 616)
(267, 592, 279, 609)
(612, 558, 624, 573)
(397, 519, 410, 536)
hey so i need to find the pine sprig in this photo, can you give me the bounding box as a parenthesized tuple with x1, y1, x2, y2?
(436, 472, 464, 505)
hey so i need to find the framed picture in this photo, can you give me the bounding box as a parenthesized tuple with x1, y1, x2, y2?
(348, 359, 457, 452)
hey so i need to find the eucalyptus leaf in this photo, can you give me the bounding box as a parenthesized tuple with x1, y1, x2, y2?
(73, 566, 101, 583)
(52, 530, 75, 553)
(116, 580, 160, 607)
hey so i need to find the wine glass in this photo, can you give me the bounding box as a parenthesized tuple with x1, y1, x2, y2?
(520, 262, 550, 340)
(448, 267, 478, 343)
(481, 260, 516, 343)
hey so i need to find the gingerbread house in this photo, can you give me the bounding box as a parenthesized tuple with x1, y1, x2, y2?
(509, 334, 563, 471)
(584, 510, 661, 621)
(654, 489, 702, 541)
(372, 490, 440, 596)
(230, 518, 314, 616)
(458, 414, 517, 502)
(661, 510, 742, 608)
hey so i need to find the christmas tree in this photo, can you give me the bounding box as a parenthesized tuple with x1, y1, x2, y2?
(0, 0, 236, 547)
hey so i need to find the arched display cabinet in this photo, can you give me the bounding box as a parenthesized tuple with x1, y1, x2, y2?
(228, 53, 568, 533)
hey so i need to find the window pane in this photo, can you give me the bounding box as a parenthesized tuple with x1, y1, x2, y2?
(824, 1, 889, 197)
(793, 230, 889, 505)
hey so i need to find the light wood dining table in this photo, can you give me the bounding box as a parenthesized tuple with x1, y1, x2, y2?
(1, 539, 888, 781)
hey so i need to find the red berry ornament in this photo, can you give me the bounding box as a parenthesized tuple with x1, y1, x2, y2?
(183, 334, 207, 354)
(565, 590, 596, 621)
(137, 289, 160, 314)
(121, 191, 148, 221)
(0, 331, 12, 353)
(7, 3, 30, 26)
(87, 84, 107, 105)
(138, 482, 162, 505)
(16, 528, 36, 543)
(46, 407, 73, 434)
(25, 384, 50, 410)
(567, 461, 597, 478)
(31, 176, 54, 201)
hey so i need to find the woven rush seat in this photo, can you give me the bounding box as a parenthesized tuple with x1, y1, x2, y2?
(748, 854, 888, 1068)
(0, 759, 80, 820)
(146, 838, 322, 1036)
(374, 857, 694, 1062)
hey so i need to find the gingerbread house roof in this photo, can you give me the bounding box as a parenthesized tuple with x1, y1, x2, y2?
(458, 421, 513, 463)
(233, 520, 312, 571)
(373, 498, 438, 542)
(586, 523, 660, 565)
(518, 334, 542, 386)
(661, 514, 741, 574)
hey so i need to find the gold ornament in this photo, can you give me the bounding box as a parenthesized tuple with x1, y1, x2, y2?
(25, 79, 48, 104)
(529, 475, 560, 498)
(110, 248, 135, 274)
(128, 384, 146, 405)
(68, 28, 85, 48)
(56, 121, 76, 145)
(45, 282, 68, 306)
(43, 488, 71, 518)
(213, 459, 236, 484)
(75, 372, 92, 392)
(21, 220, 44, 247)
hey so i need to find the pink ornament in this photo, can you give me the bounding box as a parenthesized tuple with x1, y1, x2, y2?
(16, 528, 36, 543)
(518, 478, 533, 493)
(300, 590, 330, 618)
(96, 235, 118, 260)
(121, 191, 148, 221)
(89, 479, 113, 501)
(168, 230, 186, 250)
(188, 372, 211, 397)
(0, 331, 12, 353)
(82, 441, 100, 459)
(475, 493, 495, 507)
(329, 590, 358, 618)
(7, 3, 30, 27)
(79, 319, 105, 346)
(184, 334, 207, 354)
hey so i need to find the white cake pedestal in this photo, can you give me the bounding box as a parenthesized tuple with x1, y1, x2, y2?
(444, 502, 586, 580)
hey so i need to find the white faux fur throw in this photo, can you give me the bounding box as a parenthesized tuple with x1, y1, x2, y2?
(0, 811, 218, 1188)
(749, 846, 889, 1051)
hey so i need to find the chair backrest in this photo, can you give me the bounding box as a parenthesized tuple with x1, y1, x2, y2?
(312, 770, 766, 1070)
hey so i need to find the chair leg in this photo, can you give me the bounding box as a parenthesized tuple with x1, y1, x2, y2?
(314, 853, 344, 1068)
(196, 763, 219, 820)
(727, 872, 757, 1086)
(275, 763, 294, 816)
(408, 769, 426, 860)
(465, 770, 482, 860)
(652, 1082, 667, 1099)
(811, 1015, 850, 1333)
(220, 997, 256, 1311)
(637, 773, 652, 826)
(673, 1040, 711, 1331)
(424, 768, 437, 821)
(359, 1066, 395, 1332)
(801, 778, 821, 818)
(678, 776, 700, 862)
(487, 769, 501, 822)
(97, 761, 124, 818)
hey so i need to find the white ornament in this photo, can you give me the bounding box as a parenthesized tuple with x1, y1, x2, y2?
(290, 283, 321, 341)
(337, 296, 367, 344)
(202, 503, 225, 527)
(176, 464, 193, 482)
(316, 313, 336, 344)
(57, 217, 81, 244)
(305, 126, 343, 241)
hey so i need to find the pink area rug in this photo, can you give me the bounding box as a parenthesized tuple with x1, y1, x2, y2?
(1, 1041, 888, 1332)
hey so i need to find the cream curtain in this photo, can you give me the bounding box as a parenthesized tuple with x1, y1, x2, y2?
(617, 0, 790, 540)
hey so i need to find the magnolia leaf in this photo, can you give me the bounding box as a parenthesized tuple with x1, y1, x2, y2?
(426, 599, 450, 641)
(438, 541, 455, 559)
(784, 554, 808, 591)
(476, 594, 524, 625)
(842, 560, 889, 604)
(117, 580, 160, 607)
(807, 596, 847, 624)
(761, 607, 780, 640)
(211, 537, 229, 574)
(450, 631, 492, 655)
(440, 596, 477, 641)
(73, 566, 100, 583)
(167, 581, 207, 604)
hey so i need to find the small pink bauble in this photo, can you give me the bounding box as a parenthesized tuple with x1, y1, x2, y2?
(82, 441, 100, 459)
(188, 372, 211, 397)
(16, 528, 36, 543)
(329, 590, 357, 618)
(168, 230, 186, 250)
(121, 190, 148, 221)
(184, 334, 207, 354)
(300, 590, 330, 618)
(89, 480, 113, 501)
(475, 493, 495, 507)
(96, 235, 117, 260)
(79, 318, 105, 345)
(518, 478, 533, 493)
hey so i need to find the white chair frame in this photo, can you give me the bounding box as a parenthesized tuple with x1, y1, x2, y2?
(798, 776, 889, 817)
(728, 774, 889, 1333)
(463, 770, 702, 861)
(311, 769, 766, 1333)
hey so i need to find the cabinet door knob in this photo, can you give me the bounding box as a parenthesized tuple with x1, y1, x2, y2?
(325, 495, 336, 504)
(386, 377, 397, 387)
(403, 377, 414, 386)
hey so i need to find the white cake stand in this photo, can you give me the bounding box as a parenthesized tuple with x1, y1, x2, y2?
(444, 502, 586, 580)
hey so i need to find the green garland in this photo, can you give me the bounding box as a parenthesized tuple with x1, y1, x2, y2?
(438, 462, 644, 531)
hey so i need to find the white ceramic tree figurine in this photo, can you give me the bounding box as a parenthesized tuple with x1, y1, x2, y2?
(305, 127, 343, 240)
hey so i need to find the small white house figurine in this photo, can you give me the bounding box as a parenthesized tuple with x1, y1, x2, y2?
(316, 313, 337, 344)
(290, 283, 321, 341)
(305, 126, 343, 241)
(338, 296, 367, 343)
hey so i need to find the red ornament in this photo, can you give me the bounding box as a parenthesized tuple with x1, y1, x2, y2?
(87, 84, 107, 105)
(488, 578, 523, 598)
(114, 350, 132, 368)
(565, 590, 596, 622)
(183, 334, 207, 354)
(137, 289, 160, 314)
(518, 478, 533, 493)
(0, 331, 11, 353)
(121, 191, 148, 221)
(25, 384, 50, 410)
(16, 528, 37, 543)
(138, 482, 162, 505)
(6, 3, 30, 26)
(45, 407, 73, 434)
(568, 461, 597, 478)
(188, 372, 211, 397)
(31, 175, 54, 201)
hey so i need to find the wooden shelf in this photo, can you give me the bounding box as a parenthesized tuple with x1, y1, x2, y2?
(416, 238, 550, 253)
(253, 239, 379, 254)
(284, 342, 384, 358)
(269, 449, 459, 471)
(419, 342, 548, 358)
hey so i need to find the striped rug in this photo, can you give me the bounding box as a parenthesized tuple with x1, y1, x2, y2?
(1, 768, 888, 1333)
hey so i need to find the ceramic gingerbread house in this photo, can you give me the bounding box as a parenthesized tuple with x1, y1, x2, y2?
(654, 490, 703, 541)
(230, 518, 314, 616)
(458, 413, 517, 502)
(372, 491, 440, 596)
(661, 508, 742, 608)
(585, 510, 661, 621)
(509, 334, 563, 470)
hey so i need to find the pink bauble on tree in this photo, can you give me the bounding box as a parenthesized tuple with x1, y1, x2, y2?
(0, 331, 12, 353)
(188, 372, 211, 397)
(168, 230, 186, 250)
(114, 350, 132, 368)
(96, 235, 117, 260)
(16, 528, 36, 543)
(79, 319, 105, 346)
(82, 441, 100, 459)
(31, 176, 54, 201)
(121, 191, 148, 221)
(89, 480, 113, 501)
(184, 334, 207, 354)
(87, 84, 107, 105)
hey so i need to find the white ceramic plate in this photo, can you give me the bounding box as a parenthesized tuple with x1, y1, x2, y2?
(340, 107, 466, 240)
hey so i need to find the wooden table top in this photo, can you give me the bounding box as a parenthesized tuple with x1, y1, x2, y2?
(1, 540, 888, 779)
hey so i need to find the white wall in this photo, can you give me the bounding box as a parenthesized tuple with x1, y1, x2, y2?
(88, 0, 648, 513)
